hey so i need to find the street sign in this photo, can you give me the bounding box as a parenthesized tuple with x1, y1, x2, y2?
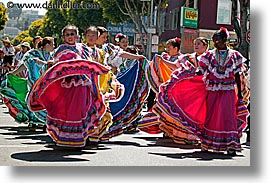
(152, 35, 159, 44)
(147, 28, 156, 34)
(180, 7, 198, 28)
(106, 23, 136, 37)
(152, 45, 158, 53)
(246, 30, 250, 44)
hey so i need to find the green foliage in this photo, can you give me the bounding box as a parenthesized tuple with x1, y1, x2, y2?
(37, 0, 108, 45)
(29, 19, 44, 37)
(66, 0, 107, 35)
(95, 0, 130, 24)
(0, 3, 8, 32)
(11, 30, 31, 46)
(21, 37, 34, 45)
(37, 0, 67, 45)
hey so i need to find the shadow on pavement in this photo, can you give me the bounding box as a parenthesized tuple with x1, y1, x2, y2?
(14, 134, 53, 145)
(98, 140, 141, 147)
(0, 126, 46, 136)
(0, 126, 51, 145)
(241, 142, 251, 149)
(134, 136, 201, 149)
(149, 150, 244, 161)
(11, 149, 96, 162)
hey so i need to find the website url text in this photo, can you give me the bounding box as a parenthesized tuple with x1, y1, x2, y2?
(6, 1, 100, 10)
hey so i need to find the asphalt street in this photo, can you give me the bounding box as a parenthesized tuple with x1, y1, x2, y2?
(0, 102, 250, 166)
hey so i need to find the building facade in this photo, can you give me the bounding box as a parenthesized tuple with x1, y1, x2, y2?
(158, 0, 238, 53)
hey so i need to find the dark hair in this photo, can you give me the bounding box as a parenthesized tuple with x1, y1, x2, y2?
(213, 27, 229, 39)
(37, 37, 54, 49)
(85, 26, 98, 35)
(115, 33, 127, 43)
(166, 37, 181, 50)
(32, 36, 42, 43)
(62, 25, 79, 36)
(193, 37, 208, 46)
(97, 26, 108, 36)
(126, 45, 139, 54)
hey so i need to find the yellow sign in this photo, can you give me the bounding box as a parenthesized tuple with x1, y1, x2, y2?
(184, 9, 198, 20)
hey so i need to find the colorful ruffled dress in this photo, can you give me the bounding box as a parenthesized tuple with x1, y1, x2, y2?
(0, 49, 52, 124)
(145, 52, 185, 93)
(91, 43, 149, 140)
(138, 53, 195, 134)
(27, 43, 124, 147)
(155, 48, 250, 152)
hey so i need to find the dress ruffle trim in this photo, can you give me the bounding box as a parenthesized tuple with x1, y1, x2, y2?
(27, 59, 110, 112)
(200, 49, 244, 79)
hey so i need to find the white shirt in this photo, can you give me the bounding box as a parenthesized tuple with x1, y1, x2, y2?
(2, 46, 15, 56)
(14, 51, 24, 62)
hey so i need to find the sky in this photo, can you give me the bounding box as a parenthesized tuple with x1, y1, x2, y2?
(1, 0, 48, 15)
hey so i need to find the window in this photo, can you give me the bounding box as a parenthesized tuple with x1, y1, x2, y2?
(216, 0, 232, 25)
(160, 12, 166, 32)
(171, 8, 179, 30)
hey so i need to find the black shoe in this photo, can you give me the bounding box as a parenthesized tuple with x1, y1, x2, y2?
(28, 124, 37, 132)
(42, 125, 47, 133)
(201, 147, 208, 152)
(85, 138, 99, 146)
(227, 149, 237, 156)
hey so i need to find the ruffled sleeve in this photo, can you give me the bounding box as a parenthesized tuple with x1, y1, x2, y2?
(103, 43, 124, 68)
(198, 51, 211, 74)
(23, 50, 46, 85)
(233, 51, 246, 74)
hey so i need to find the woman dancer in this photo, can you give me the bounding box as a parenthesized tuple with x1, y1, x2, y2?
(138, 37, 209, 134)
(155, 27, 249, 155)
(88, 27, 149, 140)
(83, 26, 126, 143)
(28, 25, 124, 147)
(0, 37, 55, 130)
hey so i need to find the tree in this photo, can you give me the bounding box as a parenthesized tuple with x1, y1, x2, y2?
(38, 0, 108, 45)
(0, 3, 8, 32)
(94, 0, 130, 23)
(231, 0, 250, 60)
(96, 0, 168, 58)
(38, 0, 67, 45)
(11, 30, 32, 46)
(66, 0, 107, 37)
(29, 19, 44, 37)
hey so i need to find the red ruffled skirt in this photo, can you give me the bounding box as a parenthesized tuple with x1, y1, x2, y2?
(156, 68, 249, 151)
(27, 59, 111, 147)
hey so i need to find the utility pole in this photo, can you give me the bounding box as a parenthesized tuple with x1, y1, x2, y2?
(141, 0, 154, 60)
(148, 0, 154, 60)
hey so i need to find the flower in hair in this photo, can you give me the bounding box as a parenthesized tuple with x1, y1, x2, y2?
(115, 33, 125, 42)
(219, 27, 229, 39)
(175, 37, 181, 43)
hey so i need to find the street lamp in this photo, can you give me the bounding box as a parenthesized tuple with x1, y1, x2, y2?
(141, 0, 154, 60)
